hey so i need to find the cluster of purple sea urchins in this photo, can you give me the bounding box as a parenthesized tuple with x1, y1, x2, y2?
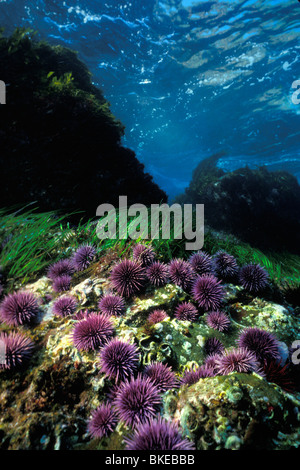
(0, 239, 279, 449)
(54, 245, 190, 448)
(0, 244, 97, 370)
(109, 246, 269, 305)
(47, 243, 97, 292)
(178, 327, 282, 383)
(84, 244, 280, 448)
(87, 337, 188, 447)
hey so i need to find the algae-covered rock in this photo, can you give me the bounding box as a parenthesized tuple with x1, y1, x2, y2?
(230, 298, 300, 345)
(163, 373, 300, 450)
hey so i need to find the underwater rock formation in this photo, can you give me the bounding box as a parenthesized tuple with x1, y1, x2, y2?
(176, 154, 300, 254)
(164, 373, 300, 450)
(0, 28, 167, 219)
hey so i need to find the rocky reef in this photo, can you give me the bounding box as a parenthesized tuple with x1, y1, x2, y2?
(0, 236, 300, 451)
(176, 153, 300, 254)
(0, 28, 167, 219)
(1, 27, 300, 453)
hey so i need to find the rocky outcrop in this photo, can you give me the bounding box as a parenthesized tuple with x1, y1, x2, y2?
(0, 28, 167, 219)
(176, 155, 300, 253)
(163, 373, 300, 450)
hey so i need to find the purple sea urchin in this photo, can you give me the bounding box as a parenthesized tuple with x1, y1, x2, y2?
(204, 337, 225, 356)
(168, 259, 195, 291)
(213, 251, 239, 281)
(133, 244, 156, 267)
(72, 244, 96, 271)
(52, 275, 72, 293)
(147, 309, 168, 325)
(52, 295, 77, 317)
(146, 261, 169, 287)
(99, 338, 140, 382)
(72, 312, 114, 351)
(113, 374, 161, 428)
(174, 302, 198, 322)
(144, 362, 179, 392)
(110, 259, 146, 298)
(98, 294, 126, 317)
(124, 416, 195, 450)
(189, 251, 213, 276)
(0, 331, 34, 369)
(239, 263, 269, 293)
(181, 364, 215, 386)
(74, 309, 90, 321)
(47, 258, 75, 280)
(204, 353, 222, 372)
(206, 310, 231, 332)
(87, 403, 118, 439)
(0, 291, 39, 326)
(215, 347, 259, 375)
(237, 327, 281, 364)
(191, 274, 225, 311)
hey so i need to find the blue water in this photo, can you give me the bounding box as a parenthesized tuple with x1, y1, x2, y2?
(1, 0, 299, 200)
